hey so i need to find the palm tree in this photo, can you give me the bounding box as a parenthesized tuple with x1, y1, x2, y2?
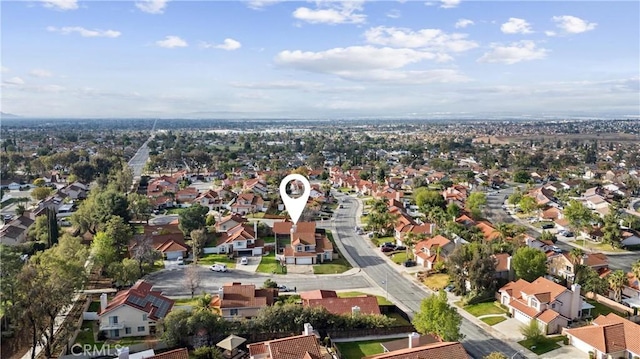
(402, 232, 425, 260)
(607, 270, 627, 302)
(494, 223, 512, 243)
(569, 248, 585, 282)
(194, 292, 213, 312)
(15, 204, 26, 216)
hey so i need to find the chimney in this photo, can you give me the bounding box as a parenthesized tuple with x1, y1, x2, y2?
(303, 323, 314, 336)
(290, 226, 296, 243)
(408, 332, 420, 349)
(100, 293, 108, 313)
(507, 256, 512, 271)
(351, 306, 361, 315)
(570, 283, 582, 319)
(429, 223, 435, 235)
(117, 347, 129, 359)
(254, 221, 258, 238)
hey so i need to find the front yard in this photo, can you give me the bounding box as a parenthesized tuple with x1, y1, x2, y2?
(371, 236, 394, 247)
(256, 252, 283, 274)
(338, 291, 393, 306)
(481, 316, 507, 326)
(313, 257, 352, 274)
(198, 254, 237, 268)
(389, 251, 408, 265)
(422, 273, 450, 291)
(456, 301, 508, 317)
(518, 336, 565, 355)
(336, 339, 394, 358)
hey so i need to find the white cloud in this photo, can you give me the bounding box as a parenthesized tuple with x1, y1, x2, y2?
(136, 0, 169, 14)
(364, 26, 478, 53)
(455, 19, 474, 28)
(4, 77, 25, 85)
(552, 15, 597, 34)
(41, 0, 78, 11)
(155, 35, 188, 48)
(47, 26, 121, 38)
(386, 9, 401, 19)
(500, 18, 533, 34)
(545, 31, 556, 37)
(29, 69, 53, 78)
(0, 66, 9, 73)
(440, 0, 460, 9)
(200, 38, 242, 50)
(246, 0, 282, 10)
(230, 80, 323, 90)
(477, 41, 549, 65)
(293, 1, 366, 25)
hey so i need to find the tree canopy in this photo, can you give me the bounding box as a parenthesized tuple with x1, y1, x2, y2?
(412, 290, 463, 342)
(512, 247, 547, 282)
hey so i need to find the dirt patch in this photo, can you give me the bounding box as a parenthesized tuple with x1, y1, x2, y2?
(473, 136, 511, 145)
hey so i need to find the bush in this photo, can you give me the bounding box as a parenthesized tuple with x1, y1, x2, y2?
(520, 320, 543, 344)
(97, 330, 107, 341)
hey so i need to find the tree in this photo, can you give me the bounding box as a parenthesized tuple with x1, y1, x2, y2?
(128, 193, 153, 224)
(194, 292, 213, 312)
(466, 192, 487, 213)
(446, 203, 460, 220)
(415, 188, 446, 209)
(132, 235, 158, 274)
(518, 196, 538, 215)
(205, 214, 217, 227)
(519, 319, 543, 344)
(564, 200, 594, 235)
(31, 186, 53, 201)
(577, 266, 609, 295)
(103, 215, 133, 252)
(607, 270, 626, 302)
(107, 258, 141, 288)
(162, 309, 191, 347)
(539, 230, 556, 243)
(467, 246, 498, 295)
(513, 170, 531, 183)
(179, 203, 209, 237)
(0, 245, 24, 331)
(184, 264, 201, 298)
(32, 178, 45, 187)
(412, 290, 463, 342)
(508, 191, 522, 206)
(402, 232, 424, 260)
(91, 231, 118, 269)
(484, 353, 508, 359)
(601, 212, 622, 249)
(512, 247, 548, 282)
(263, 278, 278, 289)
(15, 203, 26, 216)
(190, 228, 208, 263)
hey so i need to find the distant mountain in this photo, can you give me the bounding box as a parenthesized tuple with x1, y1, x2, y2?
(0, 112, 20, 118)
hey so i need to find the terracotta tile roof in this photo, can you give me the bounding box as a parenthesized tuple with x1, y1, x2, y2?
(99, 280, 174, 320)
(493, 253, 510, 272)
(293, 232, 316, 246)
(521, 277, 568, 303)
(305, 296, 381, 315)
(499, 279, 529, 298)
(217, 224, 256, 245)
(364, 341, 469, 359)
(566, 313, 640, 354)
(251, 334, 324, 359)
(537, 309, 561, 324)
(381, 334, 440, 352)
(300, 290, 338, 300)
(273, 221, 316, 235)
(582, 253, 608, 268)
(508, 299, 539, 318)
(476, 221, 500, 241)
(216, 282, 276, 308)
(148, 348, 189, 359)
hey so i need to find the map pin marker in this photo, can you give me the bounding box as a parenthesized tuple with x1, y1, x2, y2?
(279, 174, 311, 225)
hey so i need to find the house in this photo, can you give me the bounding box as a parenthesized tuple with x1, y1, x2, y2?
(175, 187, 198, 204)
(563, 313, 640, 359)
(59, 182, 88, 199)
(211, 282, 277, 320)
(213, 222, 264, 256)
(231, 193, 266, 215)
(494, 253, 514, 282)
(0, 215, 35, 246)
(273, 222, 333, 265)
(379, 333, 440, 353)
(215, 214, 248, 233)
(300, 290, 381, 316)
(248, 329, 330, 359)
(547, 252, 609, 281)
(394, 223, 436, 247)
(528, 187, 558, 207)
(498, 277, 588, 334)
(621, 230, 640, 247)
(621, 272, 640, 309)
(364, 341, 469, 359)
(98, 280, 174, 339)
(193, 190, 226, 211)
(413, 235, 454, 270)
(129, 230, 189, 260)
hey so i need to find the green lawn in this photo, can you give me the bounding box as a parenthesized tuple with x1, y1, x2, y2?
(518, 337, 561, 355)
(336, 340, 393, 358)
(385, 312, 412, 327)
(580, 240, 628, 253)
(173, 297, 200, 306)
(338, 291, 393, 306)
(75, 321, 97, 345)
(256, 252, 283, 274)
(134, 225, 145, 234)
(389, 251, 408, 265)
(372, 236, 395, 247)
(587, 299, 625, 317)
(458, 301, 508, 317)
(481, 316, 507, 326)
(164, 207, 187, 215)
(313, 257, 352, 274)
(198, 254, 237, 268)
(247, 212, 265, 218)
(423, 273, 450, 291)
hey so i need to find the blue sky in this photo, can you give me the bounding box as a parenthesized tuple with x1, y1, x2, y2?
(1, 0, 638, 119)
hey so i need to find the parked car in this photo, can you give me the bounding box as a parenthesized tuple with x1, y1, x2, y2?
(381, 242, 395, 248)
(209, 264, 228, 272)
(403, 260, 416, 267)
(277, 285, 293, 292)
(551, 245, 562, 253)
(381, 246, 395, 253)
(541, 223, 555, 229)
(395, 245, 407, 251)
(445, 284, 455, 292)
(240, 257, 249, 265)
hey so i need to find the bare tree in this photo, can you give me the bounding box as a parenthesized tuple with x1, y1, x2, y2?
(132, 235, 159, 274)
(184, 264, 201, 298)
(190, 229, 208, 263)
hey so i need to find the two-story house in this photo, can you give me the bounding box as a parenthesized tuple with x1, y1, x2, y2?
(231, 193, 266, 215)
(547, 252, 609, 281)
(175, 187, 198, 204)
(498, 277, 589, 334)
(98, 280, 174, 339)
(210, 282, 277, 320)
(563, 313, 640, 359)
(274, 221, 333, 265)
(215, 214, 247, 233)
(413, 235, 454, 270)
(212, 222, 264, 257)
(248, 329, 330, 359)
(300, 290, 381, 316)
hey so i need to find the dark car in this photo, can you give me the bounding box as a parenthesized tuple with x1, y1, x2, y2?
(381, 246, 395, 253)
(541, 223, 555, 229)
(381, 242, 395, 248)
(403, 260, 416, 267)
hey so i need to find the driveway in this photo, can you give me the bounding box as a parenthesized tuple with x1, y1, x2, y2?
(233, 256, 260, 273)
(492, 317, 525, 342)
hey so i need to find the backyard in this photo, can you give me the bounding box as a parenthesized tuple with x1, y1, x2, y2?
(422, 273, 450, 291)
(586, 299, 626, 317)
(338, 291, 393, 306)
(335, 339, 394, 358)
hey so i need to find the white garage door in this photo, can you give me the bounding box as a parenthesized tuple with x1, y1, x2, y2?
(513, 310, 531, 324)
(296, 257, 313, 265)
(165, 251, 182, 260)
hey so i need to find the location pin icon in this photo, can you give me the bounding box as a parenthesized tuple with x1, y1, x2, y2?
(279, 174, 311, 225)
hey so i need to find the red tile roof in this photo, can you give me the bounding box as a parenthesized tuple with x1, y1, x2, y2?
(99, 280, 174, 320)
(565, 313, 640, 354)
(300, 290, 338, 300)
(148, 348, 189, 359)
(248, 334, 324, 359)
(273, 221, 316, 235)
(304, 296, 381, 316)
(364, 341, 469, 359)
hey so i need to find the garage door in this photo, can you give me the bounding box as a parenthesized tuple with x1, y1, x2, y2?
(513, 310, 531, 323)
(296, 257, 313, 265)
(165, 251, 182, 260)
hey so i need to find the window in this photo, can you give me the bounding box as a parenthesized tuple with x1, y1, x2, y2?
(109, 316, 118, 325)
(138, 326, 145, 332)
(230, 309, 239, 316)
(566, 265, 572, 272)
(125, 327, 131, 334)
(142, 314, 148, 321)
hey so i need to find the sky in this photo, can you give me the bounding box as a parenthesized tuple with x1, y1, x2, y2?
(1, 0, 639, 119)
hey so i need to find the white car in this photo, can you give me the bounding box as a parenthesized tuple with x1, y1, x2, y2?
(240, 257, 249, 265)
(210, 264, 228, 272)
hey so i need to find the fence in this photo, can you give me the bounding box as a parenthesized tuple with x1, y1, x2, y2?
(585, 292, 634, 315)
(326, 325, 416, 339)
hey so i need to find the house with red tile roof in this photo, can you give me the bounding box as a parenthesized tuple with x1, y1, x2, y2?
(211, 282, 277, 320)
(364, 341, 470, 359)
(493, 253, 514, 282)
(563, 313, 640, 358)
(231, 193, 266, 215)
(248, 333, 330, 359)
(212, 223, 264, 257)
(98, 280, 174, 339)
(273, 221, 333, 265)
(129, 231, 189, 261)
(147, 348, 189, 359)
(193, 189, 227, 211)
(622, 272, 640, 309)
(300, 290, 381, 316)
(498, 277, 588, 334)
(299, 290, 338, 301)
(413, 235, 454, 270)
(547, 252, 609, 281)
(175, 186, 198, 204)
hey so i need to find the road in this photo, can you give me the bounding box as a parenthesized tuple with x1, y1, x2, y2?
(128, 119, 157, 179)
(485, 186, 639, 272)
(329, 191, 524, 359)
(146, 266, 371, 297)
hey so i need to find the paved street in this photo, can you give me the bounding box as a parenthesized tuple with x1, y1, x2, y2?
(328, 192, 525, 359)
(128, 119, 157, 179)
